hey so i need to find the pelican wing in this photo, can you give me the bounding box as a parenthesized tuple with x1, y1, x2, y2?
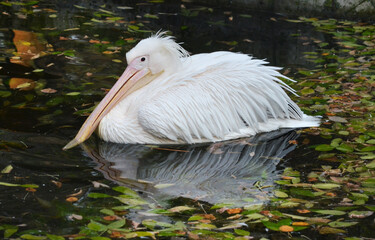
(138, 52, 303, 143)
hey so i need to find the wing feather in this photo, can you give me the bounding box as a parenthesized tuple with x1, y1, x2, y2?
(138, 51, 304, 143)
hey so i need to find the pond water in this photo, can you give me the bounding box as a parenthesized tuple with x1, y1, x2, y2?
(0, 0, 374, 239)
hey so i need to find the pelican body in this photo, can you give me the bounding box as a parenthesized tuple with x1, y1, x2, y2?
(63, 32, 319, 150)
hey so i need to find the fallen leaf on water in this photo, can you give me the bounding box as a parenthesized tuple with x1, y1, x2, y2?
(103, 215, 117, 221)
(26, 187, 37, 192)
(66, 197, 78, 202)
(227, 208, 242, 214)
(1, 165, 13, 173)
(279, 225, 294, 232)
(68, 189, 83, 197)
(328, 116, 348, 123)
(348, 211, 373, 218)
(292, 222, 309, 226)
(41, 88, 57, 94)
(92, 181, 110, 188)
(67, 214, 83, 221)
(319, 226, 346, 234)
(297, 209, 311, 214)
(168, 206, 195, 213)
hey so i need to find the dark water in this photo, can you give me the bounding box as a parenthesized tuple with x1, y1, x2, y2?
(0, 0, 354, 238)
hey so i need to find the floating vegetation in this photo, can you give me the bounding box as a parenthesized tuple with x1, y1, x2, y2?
(0, 0, 374, 239)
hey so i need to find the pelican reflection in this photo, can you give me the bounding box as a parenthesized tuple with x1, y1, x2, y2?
(83, 129, 299, 204)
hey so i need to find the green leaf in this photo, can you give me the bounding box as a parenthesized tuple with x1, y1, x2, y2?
(188, 215, 204, 221)
(107, 219, 126, 229)
(315, 144, 335, 151)
(361, 146, 375, 152)
(100, 208, 115, 216)
(274, 190, 288, 198)
(87, 220, 108, 231)
(4, 228, 18, 238)
(112, 186, 138, 197)
(350, 192, 369, 201)
(114, 197, 148, 206)
(0, 91, 11, 97)
(313, 183, 340, 189)
(20, 234, 46, 240)
(336, 143, 354, 153)
(314, 210, 346, 215)
(328, 221, 358, 228)
(66, 92, 80, 96)
(210, 203, 233, 209)
(20, 184, 39, 188)
(0, 182, 20, 187)
(91, 237, 111, 240)
(245, 213, 267, 220)
(46, 234, 65, 240)
(234, 229, 250, 236)
(194, 223, 217, 229)
(88, 193, 112, 198)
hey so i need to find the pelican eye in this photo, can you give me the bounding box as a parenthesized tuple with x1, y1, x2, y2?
(141, 57, 146, 62)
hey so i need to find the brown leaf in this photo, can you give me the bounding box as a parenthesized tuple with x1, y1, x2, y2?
(297, 209, 311, 214)
(103, 215, 118, 221)
(198, 219, 212, 224)
(51, 180, 62, 188)
(188, 232, 199, 240)
(67, 214, 82, 221)
(216, 207, 229, 214)
(292, 222, 309, 226)
(308, 217, 331, 224)
(325, 192, 336, 197)
(26, 187, 37, 192)
(227, 214, 242, 220)
(202, 214, 216, 220)
(68, 189, 83, 197)
(66, 197, 78, 202)
(41, 88, 57, 94)
(279, 225, 294, 232)
(227, 208, 242, 214)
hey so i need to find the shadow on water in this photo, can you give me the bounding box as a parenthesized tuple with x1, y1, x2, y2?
(84, 129, 299, 205)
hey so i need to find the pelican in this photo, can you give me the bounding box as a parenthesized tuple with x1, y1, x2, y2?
(63, 32, 319, 150)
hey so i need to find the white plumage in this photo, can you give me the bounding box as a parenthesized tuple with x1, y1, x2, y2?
(64, 32, 319, 149)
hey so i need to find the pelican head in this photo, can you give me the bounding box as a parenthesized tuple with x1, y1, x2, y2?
(63, 32, 189, 150)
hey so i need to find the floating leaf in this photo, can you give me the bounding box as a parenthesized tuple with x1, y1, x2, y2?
(315, 144, 335, 151)
(274, 190, 288, 198)
(87, 220, 108, 231)
(168, 206, 195, 213)
(107, 219, 126, 229)
(46, 234, 65, 240)
(234, 229, 250, 236)
(313, 183, 340, 189)
(313, 210, 346, 215)
(279, 225, 294, 232)
(319, 226, 346, 234)
(88, 193, 111, 198)
(20, 234, 46, 239)
(348, 211, 373, 218)
(328, 221, 358, 228)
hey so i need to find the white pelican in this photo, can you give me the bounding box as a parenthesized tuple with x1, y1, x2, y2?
(63, 32, 319, 150)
